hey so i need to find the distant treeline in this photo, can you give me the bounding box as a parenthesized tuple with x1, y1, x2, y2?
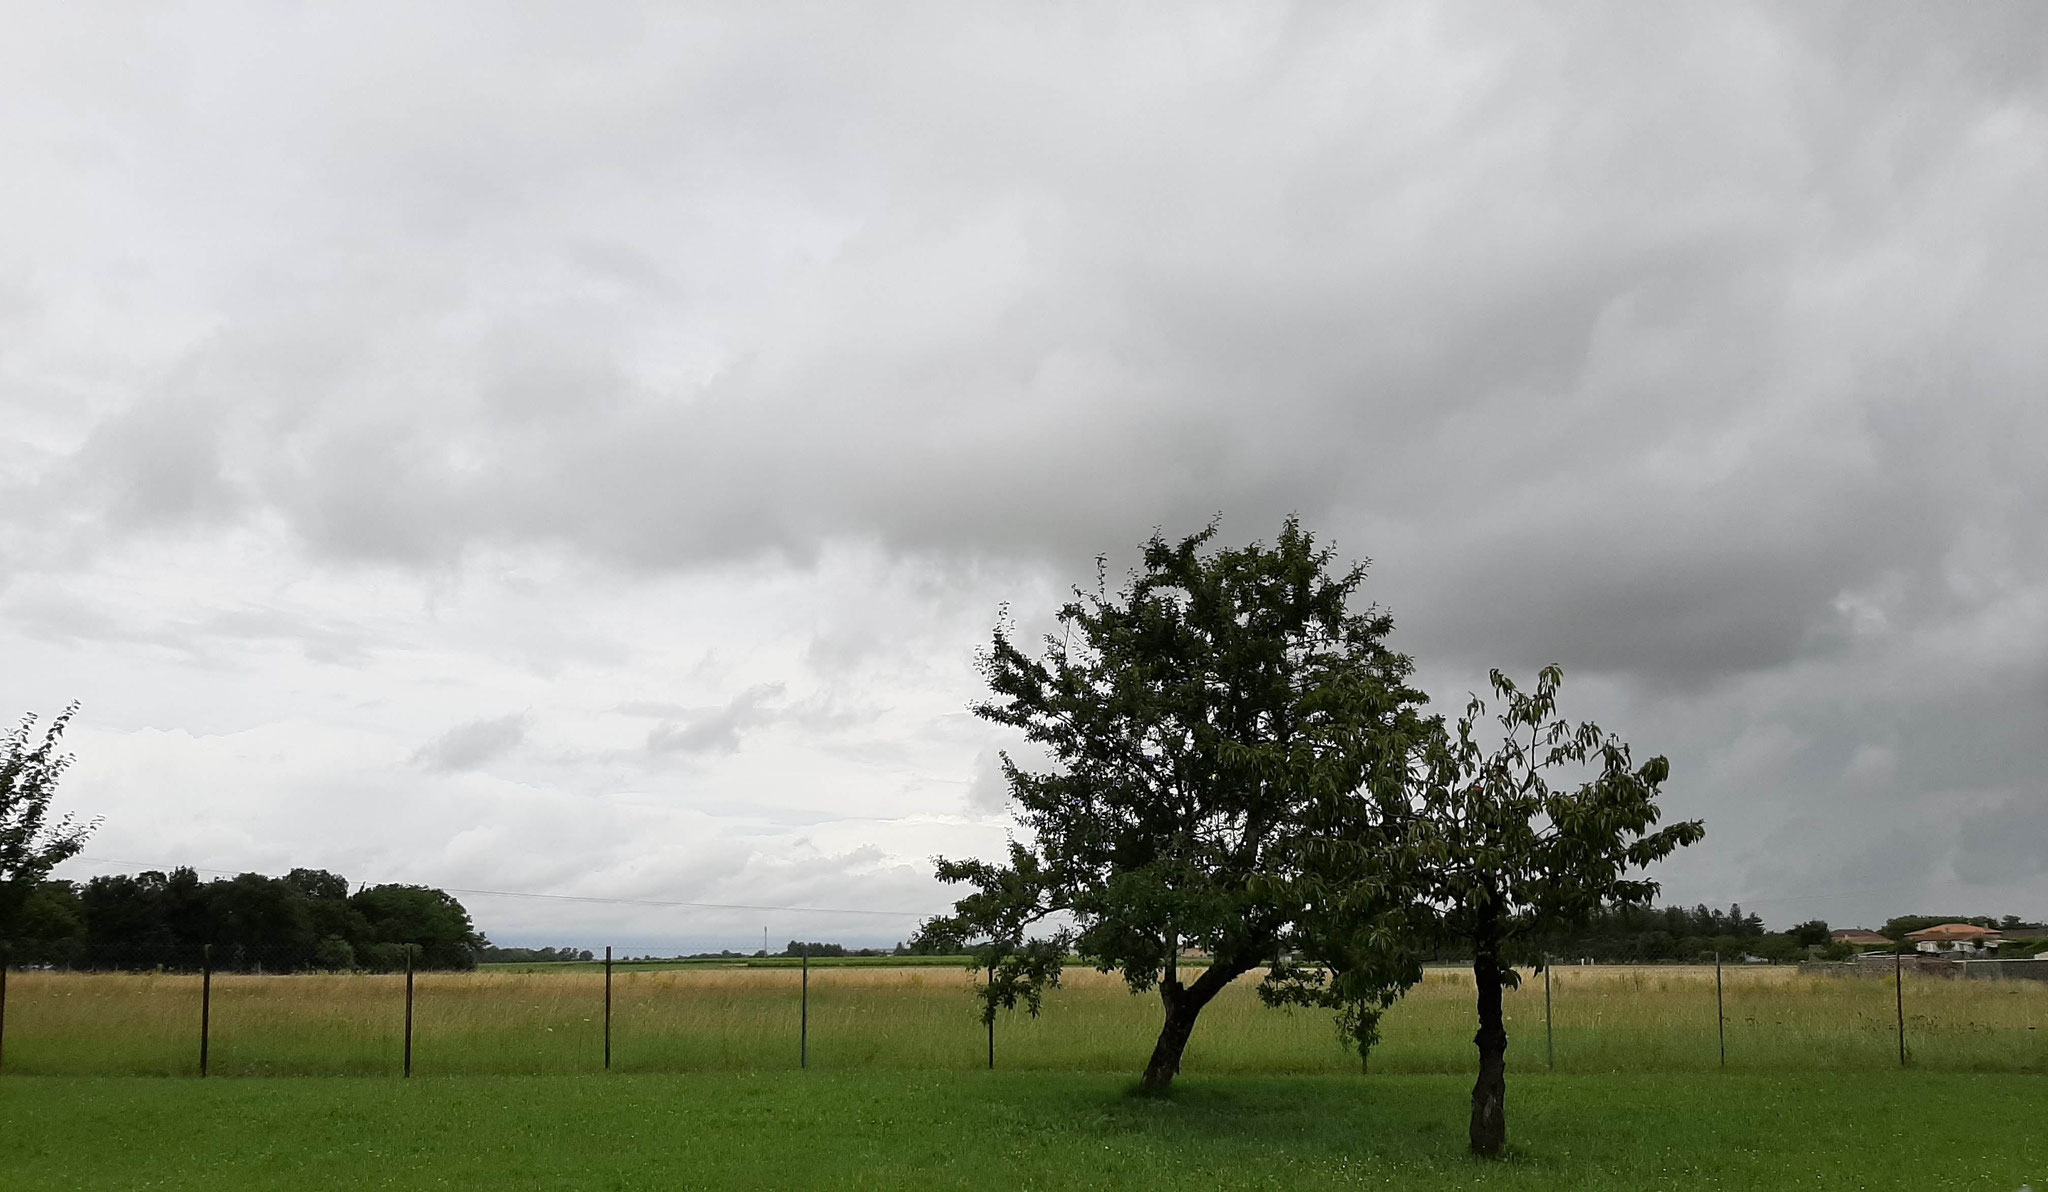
(775, 940, 901, 958)
(1524, 904, 2045, 964)
(477, 945, 595, 963)
(3, 868, 485, 971)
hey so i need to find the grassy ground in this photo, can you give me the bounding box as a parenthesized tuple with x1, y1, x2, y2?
(2, 1070, 2041, 1190)
(4, 963, 2044, 1077)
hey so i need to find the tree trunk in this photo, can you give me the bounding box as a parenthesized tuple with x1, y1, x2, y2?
(1469, 933, 1509, 1157)
(1137, 961, 1242, 1095)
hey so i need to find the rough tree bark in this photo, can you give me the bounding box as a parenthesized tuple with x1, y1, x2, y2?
(1469, 902, 1509, 1156)
(1138, 959, 1249, 1094)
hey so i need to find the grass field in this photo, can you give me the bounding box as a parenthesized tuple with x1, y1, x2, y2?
(4, 963, 2043, 1078)
(2, 1070, 2042, 1190)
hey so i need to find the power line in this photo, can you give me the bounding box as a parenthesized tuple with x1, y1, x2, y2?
(66, 855, 935, 919)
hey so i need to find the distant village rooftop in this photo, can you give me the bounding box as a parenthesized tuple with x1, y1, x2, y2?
(1905, 923, 2003, 954)
(1906, 923, 2000, 941)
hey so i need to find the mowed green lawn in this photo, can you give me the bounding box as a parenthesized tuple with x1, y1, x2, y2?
(2, 1070, 2041, 1191)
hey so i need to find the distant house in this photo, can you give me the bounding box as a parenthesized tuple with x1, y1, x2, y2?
(1906, 923, 2003, 955)
(1830, 929, 1892, 947)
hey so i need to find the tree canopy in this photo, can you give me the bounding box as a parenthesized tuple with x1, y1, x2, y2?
(930, 519, 1431, 1093)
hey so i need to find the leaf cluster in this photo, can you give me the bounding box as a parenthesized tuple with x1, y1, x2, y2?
(1, 703, 100, 937)
(1409, 666, 1705, 975)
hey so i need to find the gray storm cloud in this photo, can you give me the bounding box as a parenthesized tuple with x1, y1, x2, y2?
(3, 3, 2044, 942)
(414, 714, 529, 774)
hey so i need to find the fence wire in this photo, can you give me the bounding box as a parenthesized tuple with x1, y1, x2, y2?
(2, 944, 2043, 1079)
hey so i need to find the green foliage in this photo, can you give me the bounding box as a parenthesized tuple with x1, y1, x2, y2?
(14, 880, 85, 942)
(311, 935, 357, 971)
(1520, 901, 1772, 962)
(476, 945, 596, 964)
(1, 703, 99, 938)
(348, 884, 485, 970)
(781, 940, 847, 958)
(905, 917, 969, 955)
(9, 866, 484, 971)
(1788, 920, 1831, 948)
(774, 941, 898, 958)
(929, 519, 1431, 1066)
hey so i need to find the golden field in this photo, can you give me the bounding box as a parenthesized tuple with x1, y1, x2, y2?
(2, 962, 2041, 1077)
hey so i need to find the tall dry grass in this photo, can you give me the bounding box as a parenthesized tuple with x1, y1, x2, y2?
(3, 963, 2041, 1077)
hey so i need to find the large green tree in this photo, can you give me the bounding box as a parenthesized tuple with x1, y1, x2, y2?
(350, 883, 485, 970)
(1414, 667, 1702, 1156)
(931, 520, 1430, 1093)
(1, 704, 98, 941)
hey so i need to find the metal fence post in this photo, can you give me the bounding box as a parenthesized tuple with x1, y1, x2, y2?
(1895, 949, 1906, 1067)
(1543, 956, 1553, 1070)
(200, 944, 212, 1078)
(983, 961, 996, 1070)
(799, 945, 809, 1069)
(403, 944, 416, 1078)
(604, 946, 613, 1072)
(1715, 952, 1726, 1069)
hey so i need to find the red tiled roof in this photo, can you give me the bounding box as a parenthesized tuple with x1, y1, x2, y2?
(1831, 930, 1891, 944)
(1905, 923, 2000, 941)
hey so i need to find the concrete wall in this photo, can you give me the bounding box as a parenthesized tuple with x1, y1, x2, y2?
(1958, 958, 2048, 983)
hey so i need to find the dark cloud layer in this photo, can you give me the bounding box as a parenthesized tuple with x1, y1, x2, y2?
(415, 714, 528, 774)
(4, 3, 2045, 939)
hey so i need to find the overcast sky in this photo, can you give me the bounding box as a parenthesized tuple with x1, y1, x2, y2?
(4, 3, 2044, 952)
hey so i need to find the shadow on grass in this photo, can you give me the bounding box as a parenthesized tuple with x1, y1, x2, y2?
(973, 1072, 1543, 1169)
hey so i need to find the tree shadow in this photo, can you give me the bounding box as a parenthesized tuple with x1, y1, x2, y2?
(1043, 1075, 1551, 1172)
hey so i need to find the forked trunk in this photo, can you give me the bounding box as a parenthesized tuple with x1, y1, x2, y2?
(1469, 938, 1509, 1156)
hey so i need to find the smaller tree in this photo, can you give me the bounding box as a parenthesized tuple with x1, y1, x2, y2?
(2, 704, 100, 941)
(1413, 667, 1702, 1157)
